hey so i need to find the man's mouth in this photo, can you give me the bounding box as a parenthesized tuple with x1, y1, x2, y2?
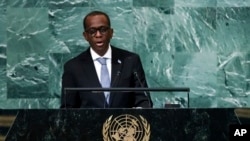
(96, 41, 104, 47)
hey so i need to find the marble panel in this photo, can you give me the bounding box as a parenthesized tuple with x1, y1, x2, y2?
(0, 0, 6, 7)
(0, 98, 60, 109)
(217, 0, 250, 7)
(48, 0, 89, 8)
(48, 7, 89, 54)
(6, 8, 51, 55)
(215, 7, 250, 107)
(133, 0, 174, 7)
(173, 52, 217, 108)
(6, 53, 49, 98)
(0, 8, 7, 101)
(48, 53, 73, 98)
(217, 97, 250, 107)
(174, 7, 217, 52)
(6, 8, 50, 98)
(6, 0, 48, 7)
(216, 7, 250, 54)
(0, 8, 6, 45)
(217, 53, 250, 103)
(133, 7, 174, 53)
(90, 0, 132, 7)
(175, 0, 217, 7)
(141, 52, 178, 108)
(108, 7, 134, 52)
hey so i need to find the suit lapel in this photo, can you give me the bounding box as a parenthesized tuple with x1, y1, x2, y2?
(80, 48, 105, 103)
(80, 49, 101, 87)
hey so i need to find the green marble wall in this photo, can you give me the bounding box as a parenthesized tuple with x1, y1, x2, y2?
(0, 0, 249, 109)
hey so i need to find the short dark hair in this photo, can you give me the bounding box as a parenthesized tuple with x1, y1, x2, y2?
(83, 11, 111, 30)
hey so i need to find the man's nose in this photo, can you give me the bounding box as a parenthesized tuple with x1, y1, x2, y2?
(95, 30, 102, 37)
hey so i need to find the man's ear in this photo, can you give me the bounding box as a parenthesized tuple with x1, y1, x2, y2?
(109, 28, 114, 39)
(83, 32, 89, 41)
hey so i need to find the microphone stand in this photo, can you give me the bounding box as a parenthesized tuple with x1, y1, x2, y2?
(134, 71, 152, 108)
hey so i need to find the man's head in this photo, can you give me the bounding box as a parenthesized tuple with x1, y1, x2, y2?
(83, 11, 113, 56)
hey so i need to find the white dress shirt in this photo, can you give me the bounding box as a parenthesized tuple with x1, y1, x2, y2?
(90, 45, 112, 82)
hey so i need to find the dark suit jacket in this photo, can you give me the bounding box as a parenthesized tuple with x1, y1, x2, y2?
(60, 46, 152, 108)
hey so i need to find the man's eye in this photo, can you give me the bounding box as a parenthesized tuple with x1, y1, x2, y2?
(88, 29, 97, 34)
(99, 27, 109, 32)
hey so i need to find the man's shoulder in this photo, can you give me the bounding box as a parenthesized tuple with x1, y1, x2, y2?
(64, 48, 90, 66)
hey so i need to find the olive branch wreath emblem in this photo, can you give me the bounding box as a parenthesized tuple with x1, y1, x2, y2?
(102, 114, 150, 141)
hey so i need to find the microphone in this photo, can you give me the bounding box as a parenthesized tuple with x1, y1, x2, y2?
(103, 70, 121, 108)
(133, 71, 152, 108)
(111, 71, 121, 87)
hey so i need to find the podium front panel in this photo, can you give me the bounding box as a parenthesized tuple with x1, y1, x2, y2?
(3, 108, 250, 141)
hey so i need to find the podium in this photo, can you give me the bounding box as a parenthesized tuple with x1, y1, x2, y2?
(3, 108, 250, 141)
(3, 88, 250, 140)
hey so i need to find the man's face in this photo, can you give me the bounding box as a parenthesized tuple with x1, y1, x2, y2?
(83, 15, 113, 56)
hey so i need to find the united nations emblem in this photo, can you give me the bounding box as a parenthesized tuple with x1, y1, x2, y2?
(102, 114, 150, 141)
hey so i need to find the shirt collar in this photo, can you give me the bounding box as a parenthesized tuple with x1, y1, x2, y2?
(90, 45, 112, 60)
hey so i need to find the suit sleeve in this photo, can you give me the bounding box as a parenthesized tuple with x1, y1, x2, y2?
(60, 62, 81, 108)
(132, 55, 153, 108)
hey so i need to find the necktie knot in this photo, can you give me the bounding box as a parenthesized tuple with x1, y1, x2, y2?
(97, 57, 107, 65)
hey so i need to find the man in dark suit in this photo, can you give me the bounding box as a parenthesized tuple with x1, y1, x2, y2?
(60, 11, 152, 108)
